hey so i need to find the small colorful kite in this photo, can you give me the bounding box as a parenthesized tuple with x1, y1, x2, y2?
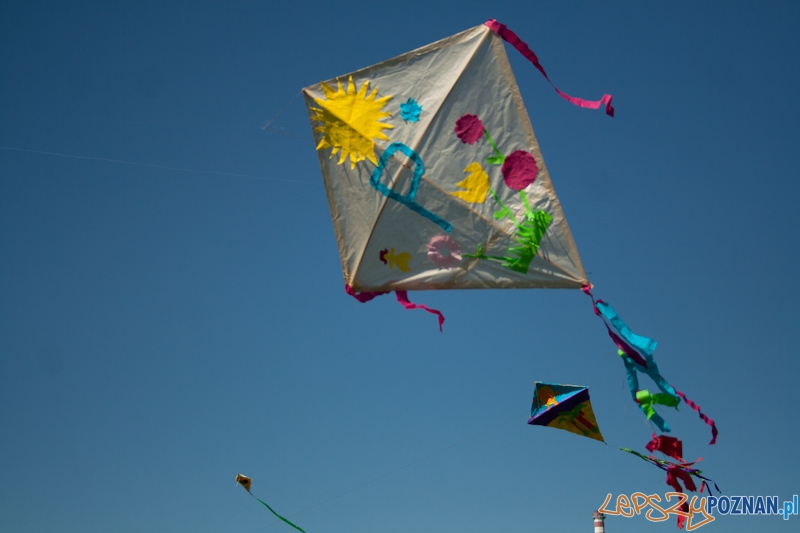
(236, 473, 307, 533)
(528, 382, 604, 442)
(525, 381, 719, 530)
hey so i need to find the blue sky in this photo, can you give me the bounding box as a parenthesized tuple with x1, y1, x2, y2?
(2, 2, 799, 532)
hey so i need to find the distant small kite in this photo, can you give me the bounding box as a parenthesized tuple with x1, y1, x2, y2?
(528, 382, 604, 443)
(236, 473, 306, 533)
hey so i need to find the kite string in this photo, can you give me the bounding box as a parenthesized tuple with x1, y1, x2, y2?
(246, 413, 522, 533)
(0, 146, 309, 184)
(1, 90, 313, 181)
(262, 89, 305, 135)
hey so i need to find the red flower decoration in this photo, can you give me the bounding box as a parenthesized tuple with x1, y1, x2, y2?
(501, 150, 538, 190)
(454, 114, 485, 144)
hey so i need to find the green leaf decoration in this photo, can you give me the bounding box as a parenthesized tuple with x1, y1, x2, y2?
(501, 209, 553, 274)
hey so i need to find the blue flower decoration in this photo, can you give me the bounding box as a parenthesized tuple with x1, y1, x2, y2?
(399, 98, 422, 123)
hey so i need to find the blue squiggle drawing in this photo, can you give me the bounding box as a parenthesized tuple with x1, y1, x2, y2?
(370, 142, 452, 232)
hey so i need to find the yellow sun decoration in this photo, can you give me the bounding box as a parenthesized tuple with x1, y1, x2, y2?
(311, 76, 393, 169)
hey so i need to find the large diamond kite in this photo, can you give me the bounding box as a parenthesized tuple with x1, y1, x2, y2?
(304, 23, 589, 293)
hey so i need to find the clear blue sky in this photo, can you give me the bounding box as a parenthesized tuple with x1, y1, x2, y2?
(2, 2, 799, 532)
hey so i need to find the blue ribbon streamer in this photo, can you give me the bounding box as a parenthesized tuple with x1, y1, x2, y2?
(596, 301, 658, 357)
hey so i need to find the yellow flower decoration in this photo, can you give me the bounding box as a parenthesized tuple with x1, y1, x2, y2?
(451, 162, 490, 203)
(311, 76, 394, 169)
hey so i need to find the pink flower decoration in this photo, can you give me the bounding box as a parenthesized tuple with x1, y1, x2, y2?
(454, 114, 485, 144)
(501, 150, 539, 190)
(427, 235, 462, 269)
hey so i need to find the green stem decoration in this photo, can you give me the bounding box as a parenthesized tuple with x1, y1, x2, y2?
(519, 190, 532, 212)
(463, 243, 507, 262)
(483, 129, 505, 165)
(467, 132, 553, 275)
(488, 187, 521, 228)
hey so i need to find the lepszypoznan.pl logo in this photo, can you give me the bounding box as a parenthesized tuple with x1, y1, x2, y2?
(598, 492, 799, 530)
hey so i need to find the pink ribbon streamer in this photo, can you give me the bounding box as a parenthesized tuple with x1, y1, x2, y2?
(395, 291, 445, 332)
(675, 390, 719, 445)
(485, 19, 614, 117)
(345, 285, 445, 332)
(345, 284, 388, 303)
(581, 285, 601, 315)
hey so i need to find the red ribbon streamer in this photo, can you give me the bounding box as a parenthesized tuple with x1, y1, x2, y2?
(646, 434, 684, 462)
(485, 19, 615, 117)
(666, 465, 695, 530)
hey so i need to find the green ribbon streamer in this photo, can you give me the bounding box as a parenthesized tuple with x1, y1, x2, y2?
(635, 389, 679, 419)
(620, 447, 705, 476)
(621, 447, 655, 463)
(250, 492, 307, 533)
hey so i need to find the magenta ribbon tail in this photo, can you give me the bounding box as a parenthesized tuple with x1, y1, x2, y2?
(581, 285, 601, 315)
(485, 19, 614, 117)
(675, 390, 719, 444)
(345, 285, 445, 331)
(395, 291, 445, 332)
(345, 284, 388, 303)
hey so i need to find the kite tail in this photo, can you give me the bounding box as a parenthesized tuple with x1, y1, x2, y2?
(485, 19, 614, 117)
(583, 286, 720, 443)
(675, 390, 718, 445)
(345, 284, 388, 302)
(666, 466, 695, 530)
(645, 434, 683, 462)
(620, 447, 719, 529)
(250, 493, 307, 533)
(345, 284, 445, 332)
(395, 291, 445, 332)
